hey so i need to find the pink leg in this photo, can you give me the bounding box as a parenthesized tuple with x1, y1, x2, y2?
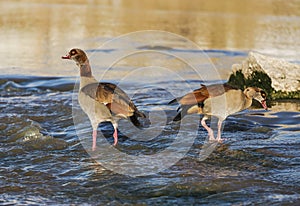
(113, 128, 118, 146)
(92, 130, 97, 151)
(217, 120, 224, 143)
(201, 117, 215, 141)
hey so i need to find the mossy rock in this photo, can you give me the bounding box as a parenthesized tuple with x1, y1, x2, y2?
(228, 70, 299, 100)
(271, 90, 300, 99)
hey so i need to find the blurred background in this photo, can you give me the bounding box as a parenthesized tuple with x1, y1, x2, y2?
(1, 0, 300, 76)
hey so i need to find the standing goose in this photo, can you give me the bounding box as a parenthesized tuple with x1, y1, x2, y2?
(169, 83, 267, 142)
(62, 48, 146, 151)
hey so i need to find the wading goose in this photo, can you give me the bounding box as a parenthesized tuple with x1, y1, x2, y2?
(62, 48, 146, 151)
(169, 83, 267, 142)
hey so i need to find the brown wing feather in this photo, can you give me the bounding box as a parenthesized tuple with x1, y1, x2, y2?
(178, 83, 237, 105)
(106, 102, 133, 116)
(204, 83, 236, 97)
(81, 82, 138, 117)
(178, 88, 208, 105)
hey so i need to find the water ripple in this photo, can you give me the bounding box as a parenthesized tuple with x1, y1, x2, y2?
(0, 75, 299, 205)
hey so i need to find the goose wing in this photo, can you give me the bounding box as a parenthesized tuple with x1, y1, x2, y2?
(81, 82, 138, 117)
(169, 83, 236, 106)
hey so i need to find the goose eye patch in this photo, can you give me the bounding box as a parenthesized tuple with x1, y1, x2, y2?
(260, 91, 266, 98)
(70, 50, 77, 55)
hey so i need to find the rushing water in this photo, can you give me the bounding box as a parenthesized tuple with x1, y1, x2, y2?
(1, 0, 300, 205)
(1, 51, 299, 205)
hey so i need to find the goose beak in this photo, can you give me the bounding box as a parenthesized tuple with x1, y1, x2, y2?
(261, 100, 268, 110)
(61, 54, 70, 59)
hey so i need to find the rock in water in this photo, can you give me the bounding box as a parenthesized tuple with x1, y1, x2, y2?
(16, 124, 68, 150)
(228, 52, 300, 99)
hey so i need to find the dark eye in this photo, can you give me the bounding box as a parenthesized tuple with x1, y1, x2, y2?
(70, 49, 77, 56)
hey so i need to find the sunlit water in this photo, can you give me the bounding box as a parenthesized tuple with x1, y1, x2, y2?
(1, 51, 299, 205)
(1, 0, 300, 205)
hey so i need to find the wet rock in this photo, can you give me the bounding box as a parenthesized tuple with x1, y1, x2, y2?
(22, 135, 68, 151)
(16, 124, 68, 151)
(228, 52, 300, 99)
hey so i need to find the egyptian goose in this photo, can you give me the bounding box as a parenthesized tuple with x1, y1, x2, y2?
(169, 83, 267, 142)
(62, 48, 146, 151)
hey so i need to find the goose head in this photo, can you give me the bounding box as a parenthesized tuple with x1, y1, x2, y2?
(244, 87, 268, 110)
(62, 48, 88, 66)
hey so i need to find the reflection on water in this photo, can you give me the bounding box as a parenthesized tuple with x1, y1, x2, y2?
(1, 0, 300, 76)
